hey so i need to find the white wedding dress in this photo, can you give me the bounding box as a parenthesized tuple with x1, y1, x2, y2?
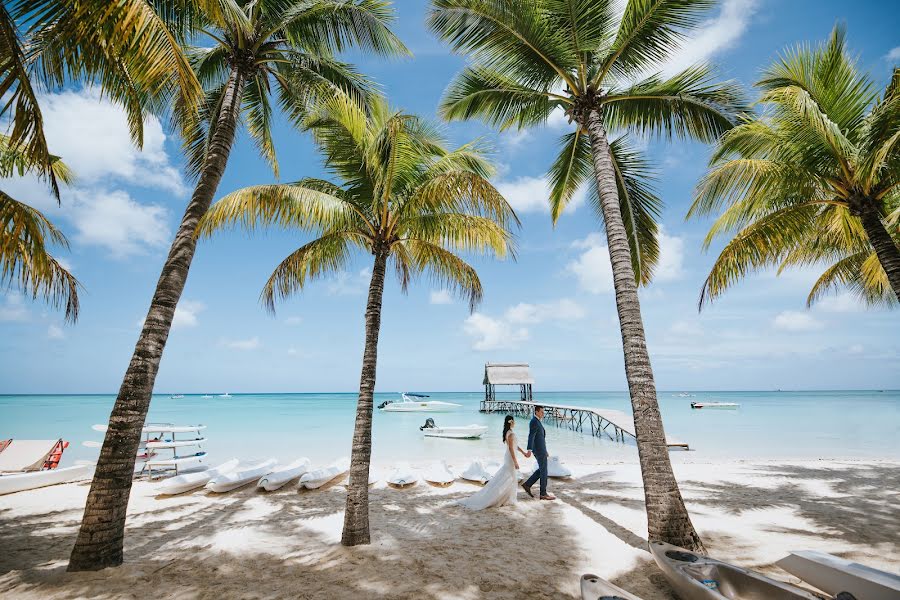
(458, 431, 519, 510)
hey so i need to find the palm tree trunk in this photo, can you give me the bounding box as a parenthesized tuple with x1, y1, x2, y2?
(585, 110, 704, 552)
(67, 67, 245, 572)
(341, 247, 388, 546)
(857, 198, 900, 301)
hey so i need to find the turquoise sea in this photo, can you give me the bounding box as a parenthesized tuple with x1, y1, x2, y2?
(1, 391, 898, 468)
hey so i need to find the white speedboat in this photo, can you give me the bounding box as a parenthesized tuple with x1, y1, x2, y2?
(379, 393, 462, 412)
(159, 459, 238, 495)
(299, 457, 350, 489)
(257, 457, 311, 492)
(0, 464, 94, 496)
(419, 418, 488, 439)
(690, 402, 740, 409)
(423, 461, 456, 486)
(206, 459, 276, 493)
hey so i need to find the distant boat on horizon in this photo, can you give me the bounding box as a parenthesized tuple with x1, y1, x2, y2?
(218, 393, 232, 398)
(170, 394, 184, 399)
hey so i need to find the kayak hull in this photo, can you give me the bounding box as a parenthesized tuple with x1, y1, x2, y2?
(257, 458, 311, 491)
(206, 459, 276, 493)
(776, 550, 900, 600)
(580, 574, 645, 600)
(158, 459, 239, 495)
(299, 458, 350, 490)
(0, 464, 93, 496)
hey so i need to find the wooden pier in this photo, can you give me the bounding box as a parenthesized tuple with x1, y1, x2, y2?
(479, 399, 689, 450)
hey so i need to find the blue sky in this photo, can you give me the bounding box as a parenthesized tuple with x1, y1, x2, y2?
(2, 0, 898, 394)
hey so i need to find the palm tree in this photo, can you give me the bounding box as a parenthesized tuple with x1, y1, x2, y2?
(0, 134, 79, 320)
(68, 1, 407, 571)
(428, 0, 747, 550)
(197, 93, 518, 546)
(689, 26, 900, 307)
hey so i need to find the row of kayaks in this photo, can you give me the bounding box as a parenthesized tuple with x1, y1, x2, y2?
(459, 456, 572, 484)
(581, 541, 900, 600)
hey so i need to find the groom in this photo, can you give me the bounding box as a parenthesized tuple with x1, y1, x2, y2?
(522, 406, 555, 500)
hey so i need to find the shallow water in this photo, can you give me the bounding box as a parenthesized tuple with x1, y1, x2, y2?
(1, 390, 898, 467)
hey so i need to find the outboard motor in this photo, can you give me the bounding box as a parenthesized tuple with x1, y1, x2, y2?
(377, 400, 392, 409)
(419, 418, 436, 431)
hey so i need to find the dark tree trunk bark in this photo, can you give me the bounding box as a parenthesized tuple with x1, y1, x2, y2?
(67, 67, 245, 571)
(857, 198, 900, 301)
(341, 247, 388, 546)
(585, 110, 704, 552)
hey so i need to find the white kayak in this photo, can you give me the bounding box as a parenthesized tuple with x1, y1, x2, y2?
(776, 550, 900, 600)
(423, 462, 456, 486)
(145, 437, 207, 449)
(581, 574, 645, 600)
(159, 459, 239, 495)
(257, 457, 311, 492)
(460, 459, 494, 484)
(547, 456, 572, 478)
(93, 423, 207, 433)
(0, 464, 94, 496)
(422, 424, 489, 439)
(206, 459, 277, 493)
(299, 457, 350, 489)
(387, 463, 418, 488)
(690, 402, 740, 410)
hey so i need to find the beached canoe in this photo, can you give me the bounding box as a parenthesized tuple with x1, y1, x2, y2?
(257, 457, 311, 491)
(580, 574, 645, 600)
(206, 459, 276, 493)
(387, 463, 418, 488)
(299, 458, 350, 490)
(776, 550, 900, 600)
(0, 464, 94, 496)
(158, 459, 239, 495)
(650, 541, 822, 599)
(423, 462, 456, 486)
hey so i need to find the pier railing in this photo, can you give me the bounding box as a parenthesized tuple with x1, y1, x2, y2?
(479, 399, 689, 450)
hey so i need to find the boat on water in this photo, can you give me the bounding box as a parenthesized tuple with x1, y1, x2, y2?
(690, 402, 740, 410)
(423, 461, 456, 486)
(170, 394, 184, 399)
(379, 393, 462, 413)
(387, 463, 418, 488)
(650, 541, 823, 599)
(419, 418, 488, 439)
(776, 550, 900, 600)
(676, 392, 696, 398)
(158, 459, 238, 495)
(581, 574, 645, 600)
(257, 457, 311, 491)
(218, 393, 232, 398)
(299, 458, 350, 489)
(206, 459, 276, 493)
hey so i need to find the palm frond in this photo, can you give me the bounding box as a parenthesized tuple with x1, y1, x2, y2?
(548, 128, 591, 220)
(396, 238, 484, 312)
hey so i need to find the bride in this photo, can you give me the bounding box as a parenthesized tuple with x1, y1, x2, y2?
(458, 415, 531, 510)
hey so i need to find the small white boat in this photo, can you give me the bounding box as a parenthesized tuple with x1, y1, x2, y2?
(170, 394, 184, 399)
(460, 459, 494, 484)
(387, 463, 418, 488)
(379, 393, 462, 412)
(581, 574, 645, 600)
(159, 459, 238, 495)
(423, 461, 456, 487)
(776, 550, 900, 600)
(206, 459, 276, 493)
(420, 418, 488, 439)
(257, 457, 311, 492)
(145, 437, 207, 449)
(0, 464, 94, 496)
(299, 457, 350, 489)
(218, 393, 232, 398)
(690, 402, 740, 410)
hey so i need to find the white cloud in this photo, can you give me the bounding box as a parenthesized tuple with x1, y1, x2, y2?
(284, 316, 303, 326)
(504, 299, 585, 324)
(655, 230, 685, 281)
(885, 47, 900, 62)
(429, 289, 453, 305)
(47, 324, 65, 340)
(0, 294, 29, 322)
(68, 189, 169, 257)
(287, 347, 298, 355)
(773, 311, 823, 332)
(670, 320, 702, 336)
(660, 0, 760, 77)
(463, 313, 529, 351)
(327, 268, 371, 295)
(39, 89, 186, 195)
(173, 300, 205, 328)
(815, 293, 861, 314)
(494, 176, 586, 214)
(223, 337, 261, 350)
(567, 241, 614, 294)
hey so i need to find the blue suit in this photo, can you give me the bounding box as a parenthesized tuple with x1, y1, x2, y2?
(524, 415, 548, 496)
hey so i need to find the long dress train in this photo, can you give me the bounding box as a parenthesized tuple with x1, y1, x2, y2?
(458, 431, 518, 510)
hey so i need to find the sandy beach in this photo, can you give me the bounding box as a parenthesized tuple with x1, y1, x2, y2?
(2, 458, 898, 599)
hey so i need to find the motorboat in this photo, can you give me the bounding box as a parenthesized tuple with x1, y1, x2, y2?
(299, 457, 350, 489)
(423, 461, 456, 486)
(206, 459, 276, 493)
(158, 459, 239, 495)
(379, 393, 462, 412)
(257, 457, 311, 491)
(581, 574, 645, 600)
(776, 550, 900, 600)
(387, 463, 418, 488)
(650, 541, 823, 599)
(419, 418, 488, 439)
(690, 402, 740, 409)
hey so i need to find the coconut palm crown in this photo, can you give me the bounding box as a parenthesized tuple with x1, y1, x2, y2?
(689, 26, 900, 307)
(197, 93, 519, 546)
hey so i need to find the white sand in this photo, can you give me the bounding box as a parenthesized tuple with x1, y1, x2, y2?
(1, 458, 898, 599)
